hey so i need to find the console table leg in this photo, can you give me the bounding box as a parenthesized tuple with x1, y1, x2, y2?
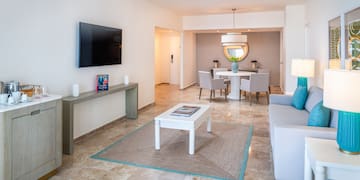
(126, 87, 138, 119)
(62, 102, 73, 155)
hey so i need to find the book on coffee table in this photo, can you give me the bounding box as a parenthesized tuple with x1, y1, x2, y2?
(170, 105, 200, 117)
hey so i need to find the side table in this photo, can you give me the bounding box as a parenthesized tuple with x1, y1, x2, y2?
(304, 137, 360, 180)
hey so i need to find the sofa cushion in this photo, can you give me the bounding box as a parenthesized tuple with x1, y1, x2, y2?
(291, 86, 308, 109)
(269, 104, 309, 127)
(305, 86, 323, 112)
(308, 101, 331, 127)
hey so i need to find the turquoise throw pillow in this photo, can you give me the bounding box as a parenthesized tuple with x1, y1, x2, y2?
(308, 101, 331, 127)
(291, 86, 308, 109)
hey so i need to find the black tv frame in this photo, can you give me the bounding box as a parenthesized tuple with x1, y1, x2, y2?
(78, 22, 122, 68)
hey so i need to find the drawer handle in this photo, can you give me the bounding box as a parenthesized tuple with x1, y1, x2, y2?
(31, 110, 40, 116)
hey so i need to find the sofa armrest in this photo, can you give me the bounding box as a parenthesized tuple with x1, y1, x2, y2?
(269, 94, 293, 105)
(272, 125, 336, 180)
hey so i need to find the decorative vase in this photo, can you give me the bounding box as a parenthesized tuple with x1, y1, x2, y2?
(231, 62, 239, 73)
(337, 111, 360, 154)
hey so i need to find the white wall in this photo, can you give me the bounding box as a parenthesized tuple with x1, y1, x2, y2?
(183, 11, 284, 30)
(0, 0, 181, 138)
(305, 0, 360, 88)
(283, 5, 306, 94)
(180, 31, 197, 89)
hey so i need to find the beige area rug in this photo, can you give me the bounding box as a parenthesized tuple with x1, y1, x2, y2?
(91, 121, 253, 180)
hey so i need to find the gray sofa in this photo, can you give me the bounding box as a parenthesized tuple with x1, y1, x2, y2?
(269, 86, 337, 180)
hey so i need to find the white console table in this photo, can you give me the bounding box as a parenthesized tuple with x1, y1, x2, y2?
(304, 137, 360, 180)
(62, 83, 138, 155)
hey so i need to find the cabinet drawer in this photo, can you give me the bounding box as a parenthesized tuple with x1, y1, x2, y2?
(7, 100, 57, 120)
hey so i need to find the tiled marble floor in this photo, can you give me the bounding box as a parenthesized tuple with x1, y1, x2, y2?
(52, 84, 275, 180)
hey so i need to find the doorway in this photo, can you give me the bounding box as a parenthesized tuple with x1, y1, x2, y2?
(154, 27, 181, 85)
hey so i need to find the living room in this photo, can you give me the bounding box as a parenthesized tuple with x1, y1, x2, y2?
(1, 0, 360, 179)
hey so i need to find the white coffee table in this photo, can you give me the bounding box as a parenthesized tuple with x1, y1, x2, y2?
(154, 103, 211, 155)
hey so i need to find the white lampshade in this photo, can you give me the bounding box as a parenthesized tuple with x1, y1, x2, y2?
(221, 33, 247, 46)
(291, 59, 315, 77)
(324, 69, 360, 113)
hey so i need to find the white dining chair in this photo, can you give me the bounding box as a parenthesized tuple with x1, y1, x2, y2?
(257, 69, 271, 92)
(198, 71, 228, 101)
(212, 68, 230, 95)
(239, 73, 269, 105)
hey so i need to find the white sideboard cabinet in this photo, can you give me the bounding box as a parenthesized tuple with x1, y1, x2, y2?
(0, 95, 62, 180)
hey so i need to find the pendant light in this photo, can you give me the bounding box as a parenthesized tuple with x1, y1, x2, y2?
(221, 8, 247, 46)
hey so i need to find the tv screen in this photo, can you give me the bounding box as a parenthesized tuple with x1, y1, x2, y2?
(79, 22, 122, 67)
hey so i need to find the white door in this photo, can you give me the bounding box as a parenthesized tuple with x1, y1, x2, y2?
(170, 35, 180, 85)
(154, 27, 180, 85)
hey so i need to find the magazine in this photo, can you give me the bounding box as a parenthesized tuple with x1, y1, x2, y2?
(170, 105, 200, 117)
(97, 74, 109, 91)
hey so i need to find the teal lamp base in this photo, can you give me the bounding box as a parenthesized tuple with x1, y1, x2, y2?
(337, 111, 360, 155)
(297, 77, 308, 88)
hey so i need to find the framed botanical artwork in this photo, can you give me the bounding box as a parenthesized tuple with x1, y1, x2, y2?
(328, 16, 341, 69)
(345, 7, 360, 70)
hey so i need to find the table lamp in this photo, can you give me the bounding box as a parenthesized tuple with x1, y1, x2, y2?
(291, 59, 315, 89)
(324, 69, 360, 154)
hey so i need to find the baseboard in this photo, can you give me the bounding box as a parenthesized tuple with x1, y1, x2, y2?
(181, 82, 197, 90)
(284, 91, 293, 95)
(156, 82, 170, 86)
(139, 102, 155, 111)
(38, 169, 57, 180)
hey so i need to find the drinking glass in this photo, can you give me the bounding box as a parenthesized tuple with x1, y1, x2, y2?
(33, 85, 42, 99)
(41, 86, 48, 97)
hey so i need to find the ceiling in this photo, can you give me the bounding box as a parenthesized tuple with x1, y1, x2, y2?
(148, 0, 305, 16)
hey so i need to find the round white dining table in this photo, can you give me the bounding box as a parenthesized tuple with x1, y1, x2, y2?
(216, 71, 255, 100)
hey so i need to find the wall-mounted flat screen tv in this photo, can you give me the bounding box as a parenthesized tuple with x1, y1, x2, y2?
(79, 22, 122, 67)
